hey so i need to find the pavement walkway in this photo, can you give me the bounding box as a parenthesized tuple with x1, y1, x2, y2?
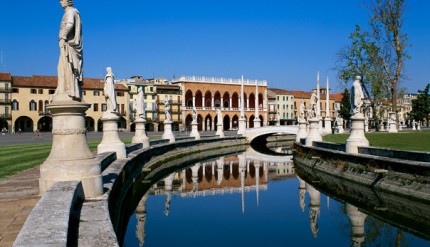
(0, 167, 40, 247)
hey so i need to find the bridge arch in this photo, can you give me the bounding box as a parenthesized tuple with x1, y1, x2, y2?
(243, 125, 299, 144)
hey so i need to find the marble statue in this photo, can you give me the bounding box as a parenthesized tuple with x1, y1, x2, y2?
(55, 0, 83, 101)
(308, 90, 318, 118)
(351, 76, 364, 115)
(104, 67, 117, 113)
(192, 107, 197, 122)
(136, 87, 144, 117)
(299, 100, 306, 121)
(164, 96, 171, 121)
(216, 109, 222, 123)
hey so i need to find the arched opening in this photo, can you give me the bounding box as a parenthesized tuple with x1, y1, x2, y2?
(12, 100, 19, 111)
(185, 90, 193, 108)
(119, 117, 127, 130)
(97, 119, 103, 132)
(197, 114, 203, 131)
(0, 119, 9, 133)
(185, 114, 193, 131)
(259, 115, 264, 127)
(232, 92, 239, 108)
(223, 92, 230, 108)
(232, 115, 239, 129)
(249, 115, 255, 128)
(29, 100, 37, 111)
(249, 93, 256, 109)
(145, 122, 155, 132)
(214, 91, 221, 108)
(158, 123, 164, 132)
(195, 91, 203, 108)
(37, 116, 52, 132)
(223, 115, 230, 131)
(15, 116, 34, 132)
(204, 91, 212, 108)
(205, 165, 212, 183)
(214, 115, 218, 131)
(243, 93, 248, 109)
(258, 93, 264, 109)
(172, 122, 180, 131)
(205, 114, 212, 131)
(249, 162, 256, 178)
(85, 116, 95, 132)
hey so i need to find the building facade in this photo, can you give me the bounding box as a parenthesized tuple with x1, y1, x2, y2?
(10, 75, 130, 132)
(171, 76, 268, 131)
(0, 73, 12, 131)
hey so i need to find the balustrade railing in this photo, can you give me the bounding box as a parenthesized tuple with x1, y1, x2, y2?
(171, 75, 267, 86)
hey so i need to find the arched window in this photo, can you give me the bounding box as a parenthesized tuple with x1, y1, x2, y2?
(38, 100, 43, 113)
(29, 100, 37, 111)
(12, 100, 19, 111)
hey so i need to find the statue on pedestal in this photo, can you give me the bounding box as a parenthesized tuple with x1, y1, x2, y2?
(55, 0, 83, 101)
(298, 100, 306, 122)
(350, 76, 364, 115)
(308, 90, 318, 118)
(192, 107, 197, 122)
(104, 67, 117, 114)
(164, 96, 171, 122)
(136, 87, 144, 118)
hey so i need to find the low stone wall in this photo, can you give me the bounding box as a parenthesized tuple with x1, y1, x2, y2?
(358, 146, 430, 162)
(313, 141, 345, 152)
(14, 136, 247, 246)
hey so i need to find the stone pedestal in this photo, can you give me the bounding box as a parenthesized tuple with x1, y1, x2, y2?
(346, 114, 369, 154)
(305, 118, 322, 146)
(189, 120, 200, 140)
(237, 117, 247, 135)
(364, 118, 369, 132)
(98, 113, 126, 159)
(162, 120, 175, 143)
(296, 119, 308, 143)
(254, 118, 261, 128)
(388, 112, 398, 133)
(39, 101, 103, 198)
(417, 122, 421, 130)
(324, 117, 332, 134)
(215, 124, 224, 137)
(132, 117, 150, 149)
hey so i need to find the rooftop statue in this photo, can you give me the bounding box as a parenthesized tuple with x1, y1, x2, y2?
(55, 0, 83, 101)
(350, 76, 365, 115)
(104, 67, 117, 114)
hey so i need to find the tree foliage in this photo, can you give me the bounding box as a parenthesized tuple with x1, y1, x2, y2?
(339, 89, 351, 120)
(336, 0, 409, 120)
(410, 84, 430, 126)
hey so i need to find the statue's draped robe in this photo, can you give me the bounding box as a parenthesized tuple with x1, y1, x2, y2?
(104, 74, 117, 112)
(136, 90, 144, 117)
(351, 81, 363, 114)
(57, 7, 83, 100)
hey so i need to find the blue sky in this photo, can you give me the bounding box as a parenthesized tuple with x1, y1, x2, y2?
(0, 0, 429, 93)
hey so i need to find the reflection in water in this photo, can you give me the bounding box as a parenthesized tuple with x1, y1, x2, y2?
(125, 147, 429, 247)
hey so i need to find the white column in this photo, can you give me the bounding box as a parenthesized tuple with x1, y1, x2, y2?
(192, 96, 196, 108)
(246, 98, 250, 110)
(324, 77, 332, 134)
(202, 96, 206, 109)
(211, 97, 215, 109)
(220, 97, 224, 110)
(229, 97, 232, 110)
(254, 81, 261, 128)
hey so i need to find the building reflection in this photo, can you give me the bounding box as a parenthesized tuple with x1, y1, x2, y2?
(135, 149, 294, 246)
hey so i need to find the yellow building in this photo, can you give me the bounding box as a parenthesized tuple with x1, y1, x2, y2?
(0, 73, 12, 132)
(10, 75, 130, 132)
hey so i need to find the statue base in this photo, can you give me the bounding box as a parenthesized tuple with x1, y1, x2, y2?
(39, 100, 103, 198)
(305, 118, 322, 146)
(296, 119, 308, 143)
(132, 117, 150, 149)
(162, 120, 175, 143)
(98, 114, 126, 159)
(215, 124, 224, 138)
(237, 117, 247, 135)
(190, 121, 201, 140)
(346, 114, 369, 154)
(388, 112, 398, 133)
(324, 118, 332, 134)
(253, 118, 261, 128)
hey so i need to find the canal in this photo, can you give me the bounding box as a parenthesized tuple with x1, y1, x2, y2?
(122, 144, 430, 247)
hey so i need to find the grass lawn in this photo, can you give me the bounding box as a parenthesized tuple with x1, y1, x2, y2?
(0, 136, 159, 180)
(322, 130, 430, 152)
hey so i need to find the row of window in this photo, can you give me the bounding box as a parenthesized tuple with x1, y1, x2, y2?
(93, 103, 125, 114)
(277, 96, 294, 101)
(11, 100, 49, 112)
(277, 104, 294, 110)
(29, 89, 56, 95)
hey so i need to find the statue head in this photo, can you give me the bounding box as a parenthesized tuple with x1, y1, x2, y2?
(60, 0, 73, 8)
(355, 75, 362, 82)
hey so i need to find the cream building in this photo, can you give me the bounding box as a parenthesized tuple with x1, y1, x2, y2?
(268, 88, 296, 125)
(0, 73, 12, 132)
(10, 75, 130, 132)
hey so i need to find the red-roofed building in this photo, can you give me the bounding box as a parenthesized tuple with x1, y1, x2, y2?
(10, 75, 130, 132)
(0, 73, 12, 132)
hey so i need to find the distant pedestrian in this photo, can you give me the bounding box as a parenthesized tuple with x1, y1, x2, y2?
(18, 128, 22, 134)
(12, 127, 15, 134)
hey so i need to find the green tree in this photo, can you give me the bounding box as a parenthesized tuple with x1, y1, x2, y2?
(336, 0, 409, 124)
(410, 84, 430, 127)
(339, 89, 351, 120)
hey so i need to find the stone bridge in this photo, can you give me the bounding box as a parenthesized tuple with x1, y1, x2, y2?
(242, 125, 299, 142)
